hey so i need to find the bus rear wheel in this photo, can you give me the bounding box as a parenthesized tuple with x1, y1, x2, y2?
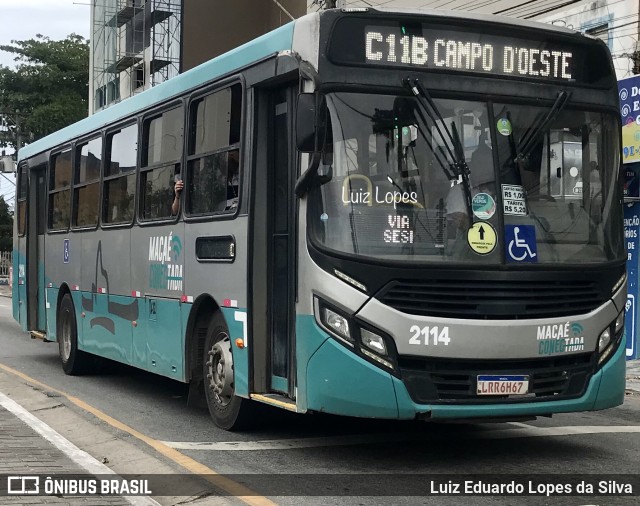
(203, 313, 254, 431)
(58, 293, 90, 375)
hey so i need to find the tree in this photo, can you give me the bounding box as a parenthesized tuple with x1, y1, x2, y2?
(0, 34, 89, 151)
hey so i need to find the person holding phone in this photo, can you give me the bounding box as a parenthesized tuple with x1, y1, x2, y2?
(171, 173, 183, 216)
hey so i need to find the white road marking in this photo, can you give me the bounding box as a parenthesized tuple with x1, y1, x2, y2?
(0, 304, 8, 308)
(0, 392, 161, 506)
(163, 424, 640, 451)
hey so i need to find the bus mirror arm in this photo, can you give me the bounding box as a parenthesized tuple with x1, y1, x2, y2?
(294, 152, 322, 198)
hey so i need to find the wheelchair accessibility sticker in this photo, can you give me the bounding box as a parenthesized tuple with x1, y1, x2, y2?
(505, 225, 537, 263)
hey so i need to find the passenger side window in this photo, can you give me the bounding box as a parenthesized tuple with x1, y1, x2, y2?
(103, 124, 137, 225)
(140, 105, 184, 220)
(186, 84, 241, 216)
(73, 137, 102, 228)
(48, 149, 72, 231)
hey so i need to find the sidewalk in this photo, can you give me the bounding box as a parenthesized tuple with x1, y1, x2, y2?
(0, 283, 10, 298)
(0, 403, 128, 505)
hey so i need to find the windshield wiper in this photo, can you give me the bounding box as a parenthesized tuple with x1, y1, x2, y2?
(515, 91, 572, 164)
(403, 78, 473, 224)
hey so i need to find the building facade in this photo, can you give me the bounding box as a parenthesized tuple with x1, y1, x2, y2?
(90, 0, 182, 114)
(90, 0, 306, 113)
(537, 0, 639, 79)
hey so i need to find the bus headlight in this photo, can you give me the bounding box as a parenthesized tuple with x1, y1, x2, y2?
(361, 328, 387, 355)
(598, 310, 624, 366)
(597, 328, 611, 353)
(321, 306, 353, 344)
(315, 297, 397, 372)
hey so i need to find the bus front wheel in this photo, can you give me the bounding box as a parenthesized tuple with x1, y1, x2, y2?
(57, 293, 89, 375)
(203, 313, 254, 430)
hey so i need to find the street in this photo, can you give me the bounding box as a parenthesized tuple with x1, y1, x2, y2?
(0, 297, 639, 505)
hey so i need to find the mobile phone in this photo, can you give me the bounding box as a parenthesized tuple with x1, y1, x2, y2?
(174, 174, 182, 183)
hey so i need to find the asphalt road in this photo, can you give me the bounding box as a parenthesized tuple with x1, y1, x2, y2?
(0, 299, 639, 505)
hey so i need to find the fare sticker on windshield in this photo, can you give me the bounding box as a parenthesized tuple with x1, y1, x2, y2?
(467, 222, 497, 255)
(502, 184, 527, 216)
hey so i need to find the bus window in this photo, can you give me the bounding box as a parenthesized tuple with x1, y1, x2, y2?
(73, 137, 102, 228)
(140, 106, 184, 220)
(103, 124, 137, 225)
(17, 164, 27, 236)
(48, 149, 72, 231)
(186, 84, 242, 215)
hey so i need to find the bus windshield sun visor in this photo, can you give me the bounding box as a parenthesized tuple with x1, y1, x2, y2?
(403, 77, 473, 225)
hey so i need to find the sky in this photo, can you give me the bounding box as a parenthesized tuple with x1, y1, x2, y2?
(0, 0, 90, 208)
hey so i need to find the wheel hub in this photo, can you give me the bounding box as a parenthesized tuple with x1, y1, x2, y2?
(206, 335, 234, 406)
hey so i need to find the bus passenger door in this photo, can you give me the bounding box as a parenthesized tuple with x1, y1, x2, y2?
(27, 165, 46, 332)
(251, 84, 297, 399)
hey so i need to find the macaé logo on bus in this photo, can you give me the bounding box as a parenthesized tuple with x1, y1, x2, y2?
(148, 232, 183, 291)
(536, 322, 585, 355)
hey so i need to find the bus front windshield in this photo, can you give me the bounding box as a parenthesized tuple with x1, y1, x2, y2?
(308, 92, 624, 265)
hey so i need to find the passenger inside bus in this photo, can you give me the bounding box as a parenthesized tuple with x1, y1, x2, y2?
(171, 175, 183, 215)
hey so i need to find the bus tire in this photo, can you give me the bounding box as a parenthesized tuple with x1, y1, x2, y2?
(203, 313, 254, 431)
(57, 293, 89, 375)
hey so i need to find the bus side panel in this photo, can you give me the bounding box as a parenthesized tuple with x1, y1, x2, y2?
(142, 296, 184, 379)
(46, 287, 60, 341)
(79, 229, 133, 364)
(130, 222, 185, 378)
(221, 307, 248, 397)
(45, 233, 81, 332)
(183, 217, 249, 387)
(12, 248, 27, 331)
(306, 331, 399, 419)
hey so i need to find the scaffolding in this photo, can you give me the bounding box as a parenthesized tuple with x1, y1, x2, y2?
(92, 0, 181, 112)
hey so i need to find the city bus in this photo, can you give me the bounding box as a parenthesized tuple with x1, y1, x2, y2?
(13, 7, 627, 430)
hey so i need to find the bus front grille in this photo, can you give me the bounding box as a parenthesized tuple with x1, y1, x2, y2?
(376, 278, 604, 319)
(398, 354, 595, 404)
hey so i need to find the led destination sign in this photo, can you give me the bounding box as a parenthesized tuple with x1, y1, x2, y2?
(326, 17, 612, 85)
(365, 28, 573, 80)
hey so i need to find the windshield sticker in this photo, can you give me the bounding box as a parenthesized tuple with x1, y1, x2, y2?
(497, 118, 512, 136)
(537, 322, 585, 355)
(467, 222, 497, 255)
(471, 193, 496, 220)
(505, 225, 537, 263)
(502, 184, 528, 216)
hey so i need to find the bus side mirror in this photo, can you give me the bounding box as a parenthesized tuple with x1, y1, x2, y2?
(296, 93, 327, 153)
(0, 156, 16, 173)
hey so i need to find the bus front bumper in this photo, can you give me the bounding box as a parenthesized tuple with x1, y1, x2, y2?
(304, 325, 626, 420)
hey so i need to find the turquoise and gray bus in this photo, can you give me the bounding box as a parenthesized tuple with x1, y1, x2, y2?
(13, 8, 627, 430)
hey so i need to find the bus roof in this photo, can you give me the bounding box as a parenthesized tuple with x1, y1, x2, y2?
(18, 20, 295, 162)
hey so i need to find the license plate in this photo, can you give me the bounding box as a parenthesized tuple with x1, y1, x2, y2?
(476, 375, 529, 396)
